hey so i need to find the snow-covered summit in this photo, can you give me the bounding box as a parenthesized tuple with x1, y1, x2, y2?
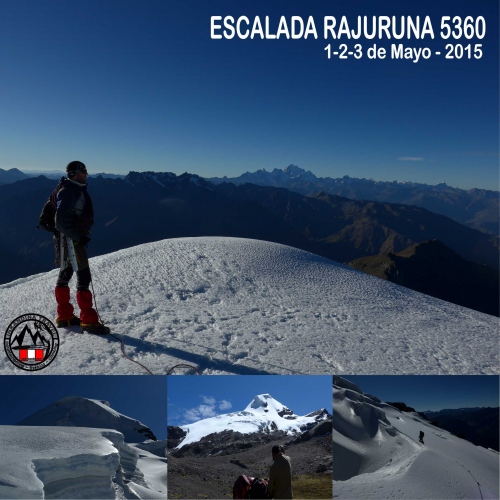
(177, 394, 330, 449)
(246, 394, 288, 412)
(0, 237, 498, 375)
(247, 393, 272, 409)
(18, 396, 157, 443)
(282, 164, 305, 176)
(281, 164, 317, 180)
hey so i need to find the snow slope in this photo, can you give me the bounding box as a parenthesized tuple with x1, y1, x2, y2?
(333, 377, 500, 499)
(126, 444, 168, 500)
(0, 397, 167, 499)
(177, 393, 330, 448)
(17, 396, 156, 442)
(0, 237, 498, 375)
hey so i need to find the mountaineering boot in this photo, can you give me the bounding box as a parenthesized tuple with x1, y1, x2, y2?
(55, 315, 81, 327)
(81, 323, 110, 335)
(55, 286, 79, 327)
(76, 290, 109, 335)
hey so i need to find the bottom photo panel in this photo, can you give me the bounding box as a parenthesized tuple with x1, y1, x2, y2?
(0, 374, 498, 499)
(332, 375, 499, 500)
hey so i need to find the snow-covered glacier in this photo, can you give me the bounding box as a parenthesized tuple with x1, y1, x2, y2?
(0, 397, 167, 499)
(0, 426, 131, 499)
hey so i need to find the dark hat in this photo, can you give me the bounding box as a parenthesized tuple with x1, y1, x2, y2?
(66, 161, 87, 178)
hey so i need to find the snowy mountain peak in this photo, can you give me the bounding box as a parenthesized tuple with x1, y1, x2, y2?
(17, 396, 157, 443)
(247, 393, 271, 408)
(177, 393, 330, 449)
(281, 164, 317, 180)
(244, 394, 297, 419)
(245, 394, 285, 411)
(283, 164, 305, 175)
(55, 396, 110, 408)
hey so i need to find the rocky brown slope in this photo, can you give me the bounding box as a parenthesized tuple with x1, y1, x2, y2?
(167, 427, 332, 499)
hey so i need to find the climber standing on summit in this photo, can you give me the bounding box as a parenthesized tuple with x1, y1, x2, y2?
(45, 161, 109, 334)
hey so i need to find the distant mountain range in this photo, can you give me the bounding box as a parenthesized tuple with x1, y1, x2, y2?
(423, 407, 499, 452)
(387, 403, 499, 451)
(2, 165, 498, 235)
(207, 165, 499, 236)
(213, 182, 498, 267)
(0, 167, 126, 184)
(347, 240, 499, 316)
(0, 167, 27, 184)
(1, 171, 498, 315)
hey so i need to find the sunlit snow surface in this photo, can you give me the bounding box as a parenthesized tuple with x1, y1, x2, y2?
(178, 394, 329, 448)
(0, 396, 167, 499)
(0, 237, 498, 374)
(0, 426, 128, 499)
(333, 378, 500, 499)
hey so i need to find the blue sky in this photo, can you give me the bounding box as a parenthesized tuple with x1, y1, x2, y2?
(167, 375, 332, 426)
(0, 0, 498, 189)
(0, 376, 167, 439)
(342, 375, 499, 411)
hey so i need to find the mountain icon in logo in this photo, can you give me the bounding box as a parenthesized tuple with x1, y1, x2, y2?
(10, 324, 51, 350)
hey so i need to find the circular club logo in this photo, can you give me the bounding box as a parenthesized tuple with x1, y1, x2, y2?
(4, 314, 59, 371)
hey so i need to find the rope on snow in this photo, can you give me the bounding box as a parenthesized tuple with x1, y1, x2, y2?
(90, 273, 198, 375)
(455, 461, 484, 500)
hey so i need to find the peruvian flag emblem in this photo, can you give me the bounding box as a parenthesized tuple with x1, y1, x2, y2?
(19, 349, 45, 361)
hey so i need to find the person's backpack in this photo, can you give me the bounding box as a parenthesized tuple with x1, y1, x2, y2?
(249, 478, 270, 499)
(37, 179, 64, 232)
(233, 475, 253, 499)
